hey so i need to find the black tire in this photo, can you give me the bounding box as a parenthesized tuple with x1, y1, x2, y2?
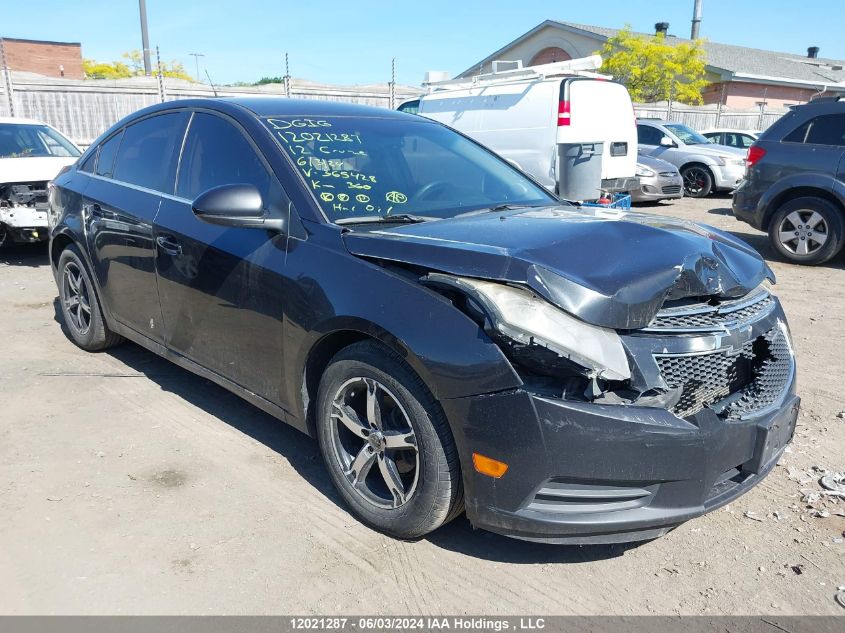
(768, 197, 844, 265)
(681, 164, 714, 198)
(57, 244, 124, 351)
(316, 340, 463, 539)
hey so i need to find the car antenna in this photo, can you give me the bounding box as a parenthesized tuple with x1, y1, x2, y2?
(205, 69, 219, 97)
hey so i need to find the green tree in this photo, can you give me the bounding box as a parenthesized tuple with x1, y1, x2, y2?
(83, 51, 192, 81)
(255, 76, 284, 85)
(597, 27, 709, 104)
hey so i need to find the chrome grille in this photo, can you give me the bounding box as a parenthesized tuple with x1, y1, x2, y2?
(661, 185, 682, 194)
(645, 291, 774, 332)
(655, 325, 792, 419)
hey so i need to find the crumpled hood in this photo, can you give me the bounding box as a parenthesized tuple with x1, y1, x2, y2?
(0, 157, 77, 184)
(342, 205, 774, 329)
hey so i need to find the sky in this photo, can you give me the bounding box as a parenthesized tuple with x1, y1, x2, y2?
(2, 0, 844, 86)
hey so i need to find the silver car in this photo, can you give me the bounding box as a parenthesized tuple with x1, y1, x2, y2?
(636, 119, 746, 198)
(631, 154, 683, 203)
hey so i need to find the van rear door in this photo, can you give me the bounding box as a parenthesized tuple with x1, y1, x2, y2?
(557, 78, 637, 187)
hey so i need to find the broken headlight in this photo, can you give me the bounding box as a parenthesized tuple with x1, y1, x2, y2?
(430, 275, 630, 382)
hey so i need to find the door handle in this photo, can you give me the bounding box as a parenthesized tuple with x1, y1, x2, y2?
(156, 235, 182, 256)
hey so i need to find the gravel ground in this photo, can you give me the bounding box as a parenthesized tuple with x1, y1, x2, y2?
(1, 194, 843, 615)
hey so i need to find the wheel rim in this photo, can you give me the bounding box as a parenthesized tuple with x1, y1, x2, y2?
(777, 209, 829, 256)
(683, 167, 709, 195)
(62, 261, 92, 335)
(328, 377, 419, 509)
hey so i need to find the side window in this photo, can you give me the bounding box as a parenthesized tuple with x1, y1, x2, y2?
(805, 114, 845, 146)
(740, 134, 756, 148)
(637, 125, 662, 145)
(78, 148, 97, 173)
(95, 130, 124, 178)
(112, 112, 187, 193)
(398, 100, 420, 115)
(176, 112, 272, 201)
(783, 120, 811, 144)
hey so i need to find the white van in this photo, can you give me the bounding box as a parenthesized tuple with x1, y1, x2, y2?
(400, 57, 638, 197)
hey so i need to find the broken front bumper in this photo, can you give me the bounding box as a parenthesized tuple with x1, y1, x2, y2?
(447, 383, 798, 544)
(0, 205, 49, 243)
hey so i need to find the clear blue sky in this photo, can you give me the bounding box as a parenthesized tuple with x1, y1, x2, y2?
(2, 0, 843, 86)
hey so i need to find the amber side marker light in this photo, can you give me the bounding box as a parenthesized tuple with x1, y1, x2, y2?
(472, 452, 509, 478)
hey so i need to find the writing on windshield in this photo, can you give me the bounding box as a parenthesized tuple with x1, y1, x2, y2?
(263, 116, 552, 222)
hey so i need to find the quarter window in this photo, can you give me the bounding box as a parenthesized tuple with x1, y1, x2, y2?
(112, 113, 188, 193)
(94, 130, 124, 178)
(176, 112, 272, 201)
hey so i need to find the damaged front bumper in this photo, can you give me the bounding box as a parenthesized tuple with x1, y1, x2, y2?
(444, 293, 799, 544)
(447, 384, 798, 544)
(0, 182, 50, 244)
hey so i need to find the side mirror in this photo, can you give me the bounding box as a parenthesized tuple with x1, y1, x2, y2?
(659, 136, 675, 147)
(192, 183, 285, 232)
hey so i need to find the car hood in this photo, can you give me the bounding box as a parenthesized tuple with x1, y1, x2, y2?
(637, 154, 678, 173)
(682, 143, 746, 158)
(342, 205, 774, 329)
(0, 156, 78, 183)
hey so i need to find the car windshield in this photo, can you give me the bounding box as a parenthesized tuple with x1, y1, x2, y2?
(665, 123, 711, 145)
(262, 116, 554, 222)
(0, 123, 80, 159)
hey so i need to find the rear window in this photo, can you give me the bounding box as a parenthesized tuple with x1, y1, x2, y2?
(112, 113, 187, 193)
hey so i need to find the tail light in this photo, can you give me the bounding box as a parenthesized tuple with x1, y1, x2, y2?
(746, 144, 766, 168)
(557, 100, 571, 126)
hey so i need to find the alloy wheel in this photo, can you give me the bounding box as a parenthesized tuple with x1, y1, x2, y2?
(682, 166, 709, 196)
(328, 377, 419, 509)
(777, 209, 829, 256)
(62, 261, 92, 335)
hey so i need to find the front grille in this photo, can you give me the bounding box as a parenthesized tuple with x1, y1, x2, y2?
(661, 185, 682, 194)
(655, 325, 792, 419)
(645, 291, 774, 332)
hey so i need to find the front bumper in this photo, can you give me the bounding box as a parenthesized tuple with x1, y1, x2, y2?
(712, 163, 745, 191)
(0, 205, 49, 243)
(447, 385, 798, 544)
(631, 173, 684, 202)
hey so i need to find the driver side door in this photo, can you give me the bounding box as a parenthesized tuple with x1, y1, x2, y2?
(154, 111, 292, 406)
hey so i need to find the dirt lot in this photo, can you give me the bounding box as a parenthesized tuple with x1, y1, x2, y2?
(1, 194, 843, 615)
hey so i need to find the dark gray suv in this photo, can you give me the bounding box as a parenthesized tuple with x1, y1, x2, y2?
(732, 97, 845, 265)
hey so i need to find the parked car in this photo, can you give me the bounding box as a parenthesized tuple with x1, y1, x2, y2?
(733, 96, 845, 265)
(411, 56, 638, 199)
(50, 98, 798, 544)
(631, 154, 684, 203)
(702, 129, 760, 149)
(0, 117, 81, 246)
(637, 119, 746, 198)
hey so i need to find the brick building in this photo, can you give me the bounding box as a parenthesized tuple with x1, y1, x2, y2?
(0, 37, 84, 79)
(458, 20, 845, 108)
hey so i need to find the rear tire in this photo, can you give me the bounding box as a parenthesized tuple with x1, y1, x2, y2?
(316, 340, 463, 539)
(768, 197, 844, 265)
(681, 164, 714, 198)
(57, 245, 124, 351)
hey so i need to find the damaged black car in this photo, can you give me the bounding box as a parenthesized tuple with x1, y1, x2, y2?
(49, 99, 799, 544)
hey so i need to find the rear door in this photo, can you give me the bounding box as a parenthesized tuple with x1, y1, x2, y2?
(636, 123, 665, 158)
(154, 111, 290, 403)
(83, 112, 188, 341)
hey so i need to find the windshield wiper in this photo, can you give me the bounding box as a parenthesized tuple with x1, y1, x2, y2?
(454, 203, 548, 218)
(335, 214, 435, 225)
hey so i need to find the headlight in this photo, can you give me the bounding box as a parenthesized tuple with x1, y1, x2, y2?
(636, 165, 656, 177)
(435, 276, 631, 381)
(716, 155, 745, 167)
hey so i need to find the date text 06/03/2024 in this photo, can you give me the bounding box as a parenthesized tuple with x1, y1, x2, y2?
(289, 617, 547, 630)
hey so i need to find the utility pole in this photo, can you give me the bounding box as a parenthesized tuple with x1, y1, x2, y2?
(0, 38, 15, 117)
(189, 53, 205, 83)
(283, 52, 291, 98)
(139, 0, 152, 75)
(691, 0, 703, 39)
(389, 57, 396, 110)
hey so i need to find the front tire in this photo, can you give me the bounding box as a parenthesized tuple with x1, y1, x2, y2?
(316, 341, 463, 539)
(768, 197, 844, 265)
(57, 245, 124, 351)
(681, 164, 714, 198)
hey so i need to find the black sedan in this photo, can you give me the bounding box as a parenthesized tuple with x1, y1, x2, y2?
(49, 98, 799, 544)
